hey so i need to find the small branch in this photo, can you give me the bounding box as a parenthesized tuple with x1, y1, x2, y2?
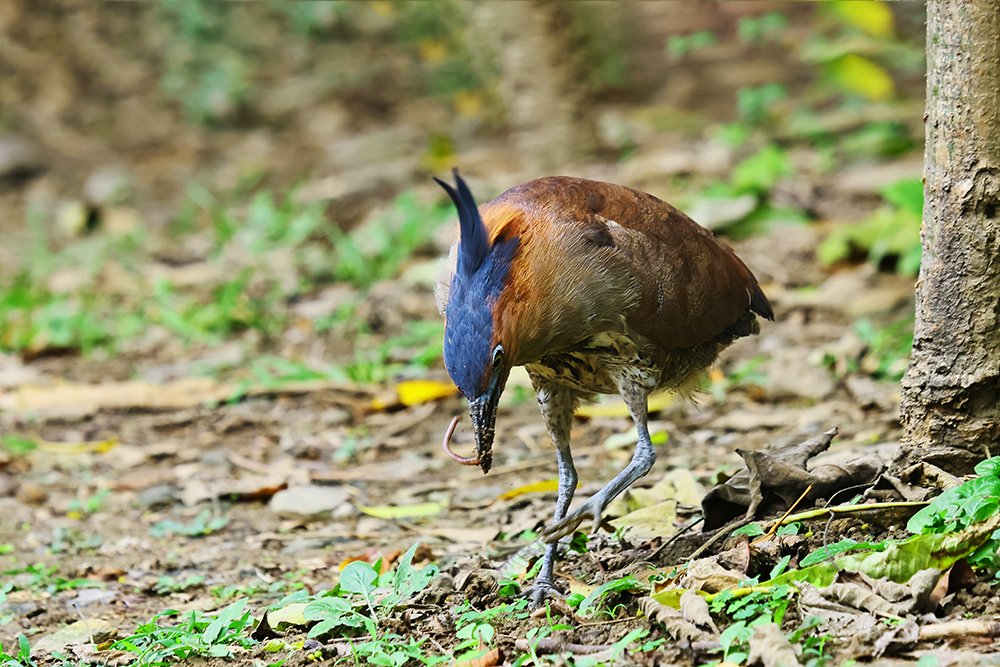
(753, 484, 813, 545)
(514, 637, 612, 655)
(919, 619, 1000, 640)
(777, 500, 928, 526)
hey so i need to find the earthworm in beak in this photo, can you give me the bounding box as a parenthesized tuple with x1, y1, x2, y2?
(442, 415, 481, 466)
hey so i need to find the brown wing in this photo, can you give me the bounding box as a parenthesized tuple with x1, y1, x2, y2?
(490, 176, 772, 351)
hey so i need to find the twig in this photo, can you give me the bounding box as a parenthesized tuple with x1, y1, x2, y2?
(513, 637, 612, 655)
(579, 615, 640, 628)
(776, 500, 928, 526)
(685, 516, 754, 562)
(648, 516, 704, 563)
(753, 484, 813, 545)
(918, 619, 1000, 640)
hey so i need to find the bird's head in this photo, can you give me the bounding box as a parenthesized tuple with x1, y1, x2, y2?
(435, 170, 520, 473)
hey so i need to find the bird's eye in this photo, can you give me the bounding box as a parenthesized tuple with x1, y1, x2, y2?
(492, 345, 504, 370)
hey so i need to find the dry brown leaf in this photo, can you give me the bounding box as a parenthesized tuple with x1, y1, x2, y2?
(748, 622, 802, 667)
(679, 589, 718, 633)
(640, 597, 715, 644)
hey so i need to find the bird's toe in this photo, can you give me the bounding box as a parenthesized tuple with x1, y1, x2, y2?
(542, 513, 585, 543)
(529, 579, 559, 608)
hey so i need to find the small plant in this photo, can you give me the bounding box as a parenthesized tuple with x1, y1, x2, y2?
(818, 178, 922, 275)
(0, 635, 34, 667)
(155, 574, 207, 595)
(329, 191, 452, 288)
(279, 543, 445, 664)
(453, 599, 530, 660)
(0, 436, 37, 456)
(853, 316, 913, 381)
(577, 575, 642, 618)
(666, 30, 717, 58)
(800, 538, 888, 567)
(110, 598, 255, 663)
(908, 457, 1000, 572)
(3, 563, 102, 594)
(686, 143, 807, 239)
(67, 489, 110, 518)
(150, 510, 229, 538)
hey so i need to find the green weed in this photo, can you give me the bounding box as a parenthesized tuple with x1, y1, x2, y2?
(908, 457, 1000, 573)
(294, 543, 447, 665)
(330, 191, 452, 288)
(800, 538, 888, 567)
(0, 436, 37, 456)
(68, 489, 110, 517)
(110, 598, 255, 664)
(3, 563, 102, 594)
(0, 273, 115, 354)
(577, 575, 642, 618)
(48, 527, 103, 555)
(155, 574, 207, 595)
(687, 143, 808, 239)
(453, 599, 530, 661)
(666, 30, 716, 58)
(0, 635, 34, 667)
(150, 510, 230, 538)
(819, 178, 922, 275)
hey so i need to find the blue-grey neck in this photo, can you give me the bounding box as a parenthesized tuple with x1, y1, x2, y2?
(443, 236, 519, 398)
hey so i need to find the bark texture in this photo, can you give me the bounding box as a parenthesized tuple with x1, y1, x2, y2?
(467, 1, 594, 172)
(899, 1, 1000, 474)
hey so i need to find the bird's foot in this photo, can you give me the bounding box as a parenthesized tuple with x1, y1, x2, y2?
(529, 578, 559, 608)
(541, 494, 609, 543)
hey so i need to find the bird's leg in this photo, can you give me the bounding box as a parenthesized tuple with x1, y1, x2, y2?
(542, 382, 654, 543)
(530, 383, 577, 607)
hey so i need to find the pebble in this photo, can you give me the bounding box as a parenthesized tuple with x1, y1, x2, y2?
(268, 485, 350, 517)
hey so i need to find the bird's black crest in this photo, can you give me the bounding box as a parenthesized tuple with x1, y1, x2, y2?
(434, 169, 490, 276)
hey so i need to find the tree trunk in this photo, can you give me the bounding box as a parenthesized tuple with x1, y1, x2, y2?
(898, 1, 1000, 475)
(467, 1, 594, 172)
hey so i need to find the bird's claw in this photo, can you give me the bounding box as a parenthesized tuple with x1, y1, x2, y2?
(529, 579, 559, 608)
(541, 496, 607, 543)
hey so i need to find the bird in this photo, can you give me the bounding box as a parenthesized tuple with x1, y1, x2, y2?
(434, 170, 773, 605)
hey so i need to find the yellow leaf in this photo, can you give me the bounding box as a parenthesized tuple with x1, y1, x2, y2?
(36, 437, 118, 455)
(454, 90, 483, 117)
(828, 1, 894, 38)
(397, 379, 457, 406)
(359, 502, 444, 519)
(566, 575, 596, 599)
(576, 391, 674, 418)
(369, 1, 394, 17)
(827, 53, 894, 101)
(499, 479, 559, 501)
(418, 39, 447, 64)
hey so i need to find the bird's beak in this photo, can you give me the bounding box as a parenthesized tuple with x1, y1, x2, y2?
(468, 372, 504, 474)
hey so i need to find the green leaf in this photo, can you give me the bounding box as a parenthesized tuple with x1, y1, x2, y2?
(339, 561, 378, 596)
(800, 539, 887, 567)
(880, 178, 923, 219)
(730, 144, 792, 195)
(975, 457, 1000, 478)
(578, 576, 641, 615)
(389, 543, 437, 603)
(732, 523, 766, 537)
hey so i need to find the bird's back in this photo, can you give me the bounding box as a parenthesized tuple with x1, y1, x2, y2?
(475, 176, 772, 356)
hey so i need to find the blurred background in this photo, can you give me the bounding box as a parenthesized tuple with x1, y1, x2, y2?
(0, 0, 923, 387)
(0, 0, 930, 644)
